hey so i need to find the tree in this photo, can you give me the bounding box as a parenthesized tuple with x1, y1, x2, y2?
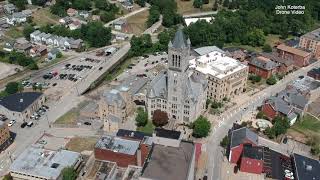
(264, 127, 275, 139)
(193, 0, 203, 8)
(135, 107, 148, 127)
(23, 25, 35, 40)
(32, 0, 48, 6)
(243, 28, 266, 47)
(72, 0, 92, 10)
(192, 116, 211, 138)
(249, 74, 261, 83)
(266, 76, 277, 85)
(212, 0, 218, 11)
(100, 11, 116, 23)
(262, 44, 272, 52)
(152, 110, 169, 127)
(220, 135, 229, 148)
(56, 52, 63, 58)
(3, 174, 13, 180)
(135, 0, 146, 7)
(272, 116, 290, 136)
(147, 6, 160, 27)
(81, 22, 112, 47)
(9, 0, 27, 10)
(256, 111, 264, 119)
(62, 167, 77, 180)
(5, 82, 23, 94)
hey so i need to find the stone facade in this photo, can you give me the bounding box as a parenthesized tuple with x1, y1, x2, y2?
(191, 47, 248, 102)
(146, 30, 207, 124)
(299, 28, 320, 59)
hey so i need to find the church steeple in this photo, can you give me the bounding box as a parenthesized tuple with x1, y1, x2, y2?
(168, 29, 190, 72)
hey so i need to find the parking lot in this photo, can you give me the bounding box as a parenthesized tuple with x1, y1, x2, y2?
(117, 52, 168, 81)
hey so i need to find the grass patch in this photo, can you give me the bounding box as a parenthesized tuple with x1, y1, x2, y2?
(126, 10, 149, 35)
(224, 43, 262, 53)
(66, 137, 98, 153)
(54, 101, 89, 125)
(137, 121, 155, 135)
(265, 34, 281, 47)
(292, 114, 320, 133)
(5, 26, 23, 39)
(177, 0, 215, 14)
(32, 8, 60, 26)
(103, 57, 132, 82)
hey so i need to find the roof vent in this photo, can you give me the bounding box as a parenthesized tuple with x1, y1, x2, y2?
(306, 165, 313, 171)
(20, 99, 23, 103)
(130, 132, 134, 137)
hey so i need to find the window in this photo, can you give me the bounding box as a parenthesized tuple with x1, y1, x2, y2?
(173, 97, 177, 101)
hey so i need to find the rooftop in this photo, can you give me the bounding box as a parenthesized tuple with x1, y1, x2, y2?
(230, 127, 258, 148)
(189, 50, 247, 79)
(10, 146, 80, 179)
(155, 128, 181, 140)
(116, 76, 149, 95)
(249, 56, 279, 70)
(290, 76, 320, 92)
(0, 92, 43, 112)
(242, 144, 263, 160)
(95, 136, 140, 155)
(301, 27, 320, 41)
(141, 141, 194, 180)
(293, 153, 320, 180)
(277, 44, 311, 57)
(184, 17, 214, 26)
(117, 129, 148, 140)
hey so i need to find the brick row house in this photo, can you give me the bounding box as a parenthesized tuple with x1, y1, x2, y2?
(276, 44, 311, 68)
(260, 53, 294, 75)
(248, 56, 278, 79)
(299, 27, 320, 59)
(261, 76, 320, 125)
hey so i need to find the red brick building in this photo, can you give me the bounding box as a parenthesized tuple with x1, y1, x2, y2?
(228, 127, 258, 164)
(239, 145, 264, 174)
(260, 53, 294, 75)
(307, 67, 320, 80)
(248, 56, 278, 79)
(276, 44, 311, 68)
(94, 135, 151, 167)
(299, 28, 320, 59)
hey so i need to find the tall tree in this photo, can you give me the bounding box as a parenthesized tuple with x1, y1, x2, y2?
(192, 116, 211, 138)
(152, 110, 169, 127)
(135, 107, 148, 127)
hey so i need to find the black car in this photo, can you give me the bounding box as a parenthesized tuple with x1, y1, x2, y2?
(52, 83, 57, 86)
(84, 122, 91, 125)
(21, 122, 28, 128)
(99, 67, 103, 70)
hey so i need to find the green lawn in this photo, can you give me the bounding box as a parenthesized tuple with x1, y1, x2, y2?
(137, 121, 155, 135)
(5, 27, 23, 39)
(54, 101, 89, 125)
(66, 137, 98, 153)
(292, 114, 320, 133)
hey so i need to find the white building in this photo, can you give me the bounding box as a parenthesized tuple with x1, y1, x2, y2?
(10, 146, 82, 180)
(146, 29, 207, 124)
(189, 47, 248, 101)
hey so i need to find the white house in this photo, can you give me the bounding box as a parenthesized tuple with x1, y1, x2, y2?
(6, 12, 27, 25)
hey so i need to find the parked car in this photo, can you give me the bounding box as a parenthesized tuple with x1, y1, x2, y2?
(20, 122, 27, 128)
(84, 122, 91, 125)
(98, 67, 103, 70)
(8, 120, 16, 127)
(27, 121, 33, 127)
(52, 83, 57, 86)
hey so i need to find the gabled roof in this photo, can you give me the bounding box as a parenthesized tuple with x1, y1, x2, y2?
(230, 127, 258, 148)
(265, 96, 293, 116)
(171, 29, 190, 49)
(147, 71, 168, 99)
(249, 56, 279, 70)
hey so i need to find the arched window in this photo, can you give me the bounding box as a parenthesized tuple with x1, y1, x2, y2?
(178, 59, 181, 67)
(175, 55, 178, 66)
(172, 54, 174, 66)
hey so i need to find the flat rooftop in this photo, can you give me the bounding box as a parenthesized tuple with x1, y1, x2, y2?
(141, 141, 194, 180)
(189, 50, 247, 79)
(10, 146, 80, 179)
(291, 76, 320, 91)
(293, 153, 320, 180)
(95, 136, 140, 155)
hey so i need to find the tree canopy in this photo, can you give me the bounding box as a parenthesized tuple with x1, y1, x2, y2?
(5, 82, 23, 95)
(62, 167, 77, 180)
(184, 0, 319, 48)
(135, 107, 148, 127)
(192, 116, 211, 138)
(152, 110, 169, 127)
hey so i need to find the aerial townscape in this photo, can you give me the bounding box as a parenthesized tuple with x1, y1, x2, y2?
(0, 0, 320, 180)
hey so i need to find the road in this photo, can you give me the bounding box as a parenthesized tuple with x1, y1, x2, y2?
(104, 6, 149, 27)
(0, 43, 130, 176)
(207, 60, 320, 180)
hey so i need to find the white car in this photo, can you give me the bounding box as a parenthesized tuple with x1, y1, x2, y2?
(8, 120, 16, 127)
